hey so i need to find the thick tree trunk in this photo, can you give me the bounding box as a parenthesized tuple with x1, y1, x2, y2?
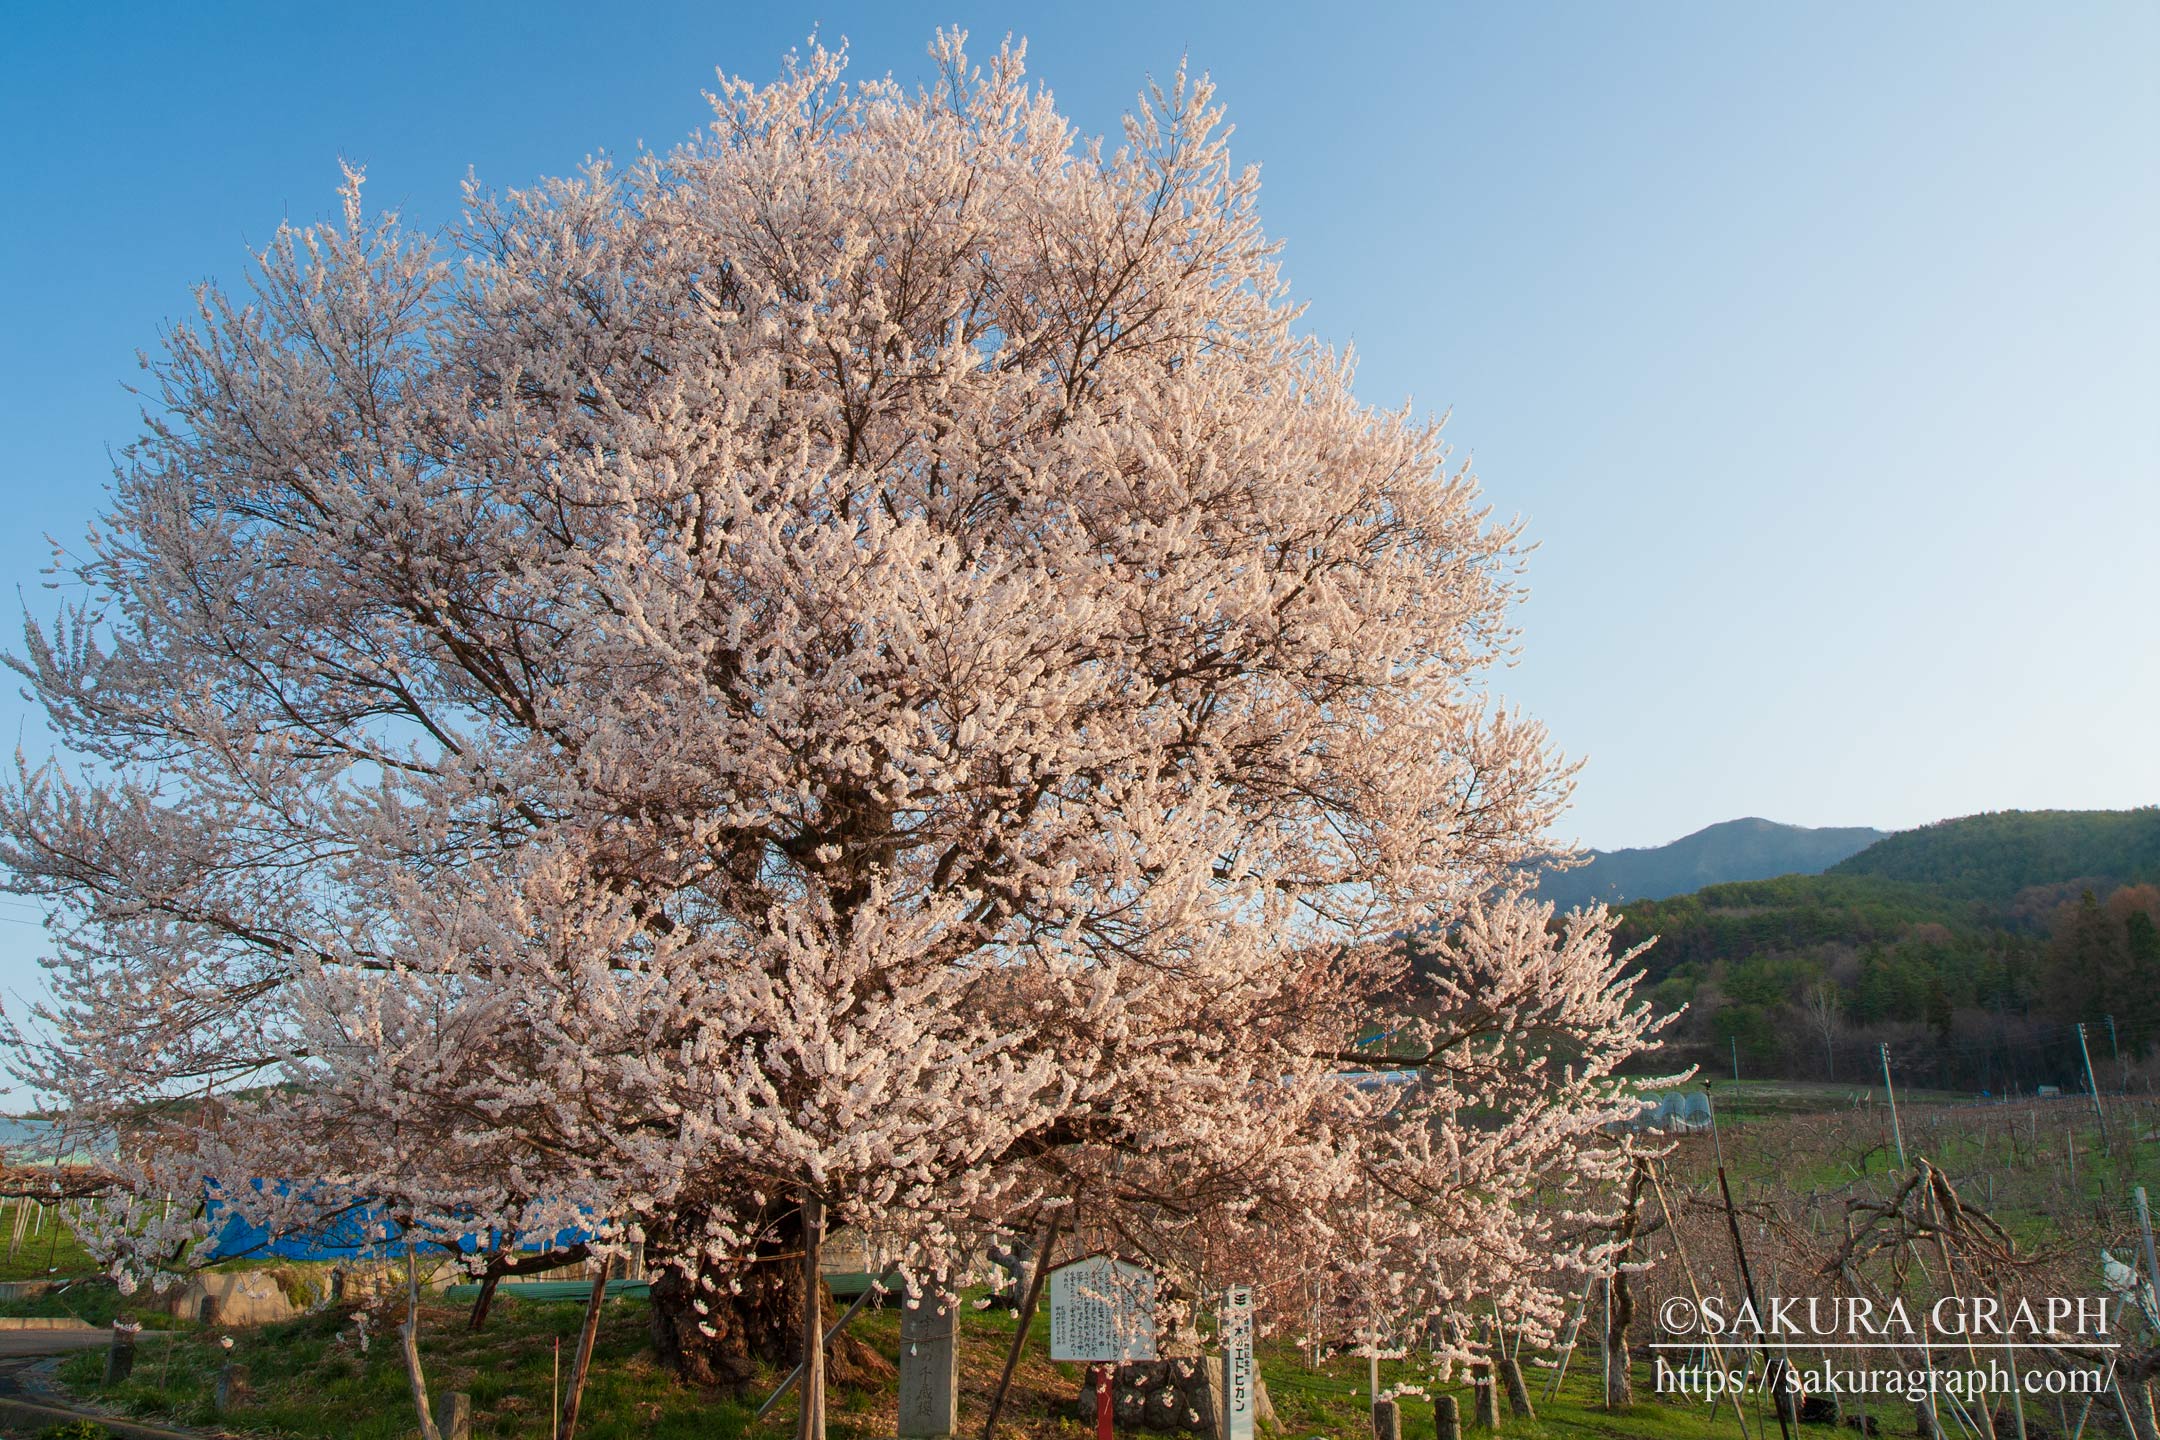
(646, 1206, 893, 1392)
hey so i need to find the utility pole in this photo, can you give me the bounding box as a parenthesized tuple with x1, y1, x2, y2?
(1731, 1036, 1740, 1083)
(1879, 1044, 1907, 1170)
(2105, 1014, 2124, 1091)
(2075, 1023, 2111, 1154)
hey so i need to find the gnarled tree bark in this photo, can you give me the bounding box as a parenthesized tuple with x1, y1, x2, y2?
(645, 1203, 892, 1392)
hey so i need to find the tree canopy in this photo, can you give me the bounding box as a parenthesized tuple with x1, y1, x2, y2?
(1, 33, 1659, 1415)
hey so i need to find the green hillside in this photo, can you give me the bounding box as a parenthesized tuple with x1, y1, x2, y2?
(1613, 872, 1972, 981)
(1613, 808, 2160, 1094)
(1827, 805, 2160, 900)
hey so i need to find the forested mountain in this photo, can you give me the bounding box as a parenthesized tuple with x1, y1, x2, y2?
(1614, 808, 2160, 1094)
(1827, 807, 2160, 900)
(1537, 817, 1886, 909)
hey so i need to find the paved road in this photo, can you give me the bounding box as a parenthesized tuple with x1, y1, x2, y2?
(0, 1332, 211, 1439)
(0, 1328, 109, 1358)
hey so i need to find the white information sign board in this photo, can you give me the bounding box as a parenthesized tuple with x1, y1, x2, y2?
(1219, 1283, 1255, 1440)
(1048, 1255, 1159, 1363)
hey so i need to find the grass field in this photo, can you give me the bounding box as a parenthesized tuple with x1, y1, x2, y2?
(19, 1085, 2160, 1438)
(0, 1200, 97, 1284)
(36, 1282, 1836, 1440)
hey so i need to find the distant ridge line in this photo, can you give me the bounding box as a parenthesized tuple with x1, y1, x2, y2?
(1535, 816, 1887, 909)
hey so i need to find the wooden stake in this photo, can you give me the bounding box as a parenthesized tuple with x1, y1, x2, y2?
(756, 1279, 880, 1419)
(400, 1241, 443, 1440)
(981, 1214, 1063, 1440)
(1709, 1092, 1792, 1440)
(799, 1193, 826, 1440)
(558, 1266, 609, 1440)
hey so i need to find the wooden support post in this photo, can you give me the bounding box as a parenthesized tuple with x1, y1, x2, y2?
(1713, 1145, 1792, 1440)
(400, 1318, 443, 1440)
(981, 1215, 1062, 1440)
(557, 1266, 609, 1440)
(2135, 1188, 2160, 1317)
(799, 1193, 826, 1440)
(2075, 1024, 2111, 1153)
(1879, 1045, 1907, 1169)
(1541, 1274, 1598, 1399)
(755, 1284, 880, 1421)
(399, 1238, 444, 1440)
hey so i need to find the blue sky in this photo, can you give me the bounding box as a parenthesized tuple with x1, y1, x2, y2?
(0, 2, 2154, 998)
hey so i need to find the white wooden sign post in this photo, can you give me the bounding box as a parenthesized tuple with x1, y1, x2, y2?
(1219, 1284, 1255, 1440)
(1049, 1255, 1159, 1440)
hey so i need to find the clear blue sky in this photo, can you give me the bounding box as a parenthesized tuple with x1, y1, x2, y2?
(1, 2, 2154, 993)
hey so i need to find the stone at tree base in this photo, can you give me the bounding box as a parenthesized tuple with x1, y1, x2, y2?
(1470, 1362, 1500, 1430)
(104, 1321, 138, 1384)
(1074, 1356, 1276, 1434)
(896, 1292, 959, 1438)
(1799, 1394, 1841, 1425)
(1370, 1397, 1400, 1440)
(1433, 1393, 1461, 1440)
(435, 1390, 472, 1440)
(171, 1270, 297, 1327)
(1498, 1353, 1534, 1419)
(1194, 1356, 1224, 1433)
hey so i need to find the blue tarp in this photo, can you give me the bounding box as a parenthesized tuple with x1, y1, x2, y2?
(197, 1181, 590, 1263)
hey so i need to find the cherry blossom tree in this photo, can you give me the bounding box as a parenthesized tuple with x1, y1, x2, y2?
(2, 30, 1663, 1428)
